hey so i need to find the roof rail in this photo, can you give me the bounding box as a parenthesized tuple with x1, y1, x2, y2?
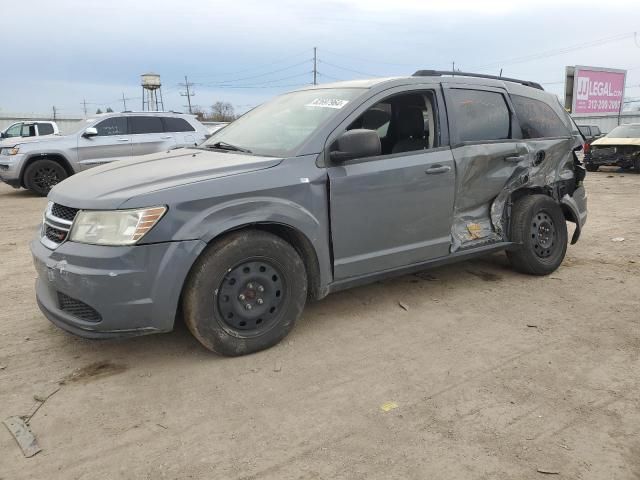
(412, 70, 544, 91)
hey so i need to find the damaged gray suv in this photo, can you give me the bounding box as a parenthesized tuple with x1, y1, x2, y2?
(31, 71, 587, 356)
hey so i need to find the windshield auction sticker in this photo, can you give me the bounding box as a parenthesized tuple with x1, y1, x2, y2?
(305, 98, 349, 109)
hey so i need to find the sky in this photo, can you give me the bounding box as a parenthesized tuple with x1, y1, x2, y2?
(2, 0, 640, 117)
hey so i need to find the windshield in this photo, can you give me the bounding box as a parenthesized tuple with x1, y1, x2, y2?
(606, 124, 640, 139)
(203, 88, 366, 157)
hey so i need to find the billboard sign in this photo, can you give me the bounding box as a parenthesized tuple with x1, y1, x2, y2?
(565, 66, 626, 116)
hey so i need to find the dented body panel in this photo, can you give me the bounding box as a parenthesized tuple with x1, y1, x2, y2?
(31, 74, 587, 339)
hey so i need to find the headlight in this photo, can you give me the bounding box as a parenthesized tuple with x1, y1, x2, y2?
(1, 146, 20, 155)
(69, 206, 166, 246)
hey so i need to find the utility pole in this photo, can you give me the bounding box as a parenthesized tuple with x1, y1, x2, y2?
(82, 99, 88, 117)
(313, 47, 318, 85)
(452, 61, 455, 75)
(179, 75, 195, 114)
(121, 93, 127, 111)
(52, 106, 57, 121)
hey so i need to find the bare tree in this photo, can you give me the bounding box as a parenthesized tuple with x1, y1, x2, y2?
(210, 102, 236, 122)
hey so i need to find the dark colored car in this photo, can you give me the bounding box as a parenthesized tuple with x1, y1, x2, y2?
(31, 70, 587, 356)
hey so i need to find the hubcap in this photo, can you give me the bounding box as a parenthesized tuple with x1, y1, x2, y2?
(217, 260, 284, 332)
(33, 167, 60, 191)
(530, 210, 556, 258)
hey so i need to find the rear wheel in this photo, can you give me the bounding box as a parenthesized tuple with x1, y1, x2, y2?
(23, 159, 68, 196)
(183, 230, 307, 356)
(507, 195, 568, 276)
(585, 163, 599, 172)
(634, 157, 640, 172)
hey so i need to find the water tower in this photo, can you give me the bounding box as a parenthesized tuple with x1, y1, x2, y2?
(141, 73, 164, 111)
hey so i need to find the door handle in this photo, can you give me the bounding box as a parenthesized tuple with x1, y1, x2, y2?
(425, 165, 451, 174)
(116, 138, 129, 142)
(505, 155, 525, 163)
(161, 136, 173, 139)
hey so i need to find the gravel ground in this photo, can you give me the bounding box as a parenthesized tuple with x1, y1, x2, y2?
(0, 170, 639, 479)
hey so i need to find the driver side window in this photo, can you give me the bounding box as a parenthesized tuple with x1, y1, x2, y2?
(5, 123, 23, 137)
(94, 117, 127, 136)
(345, 90, 438, 157)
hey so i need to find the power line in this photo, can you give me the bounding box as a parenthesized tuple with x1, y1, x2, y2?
(194, 49, 312, 80)
(197, 60, 311, 86)
(471, 31, 637, 71)
(321, 49, 414, 67)
(317, 60, 382, 78)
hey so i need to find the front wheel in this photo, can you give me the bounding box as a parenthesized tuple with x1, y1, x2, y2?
(23, 159, 68, 196)
(585, 163, 599, 172)
(507, 195, 568, 276)
(183, 230, 307, 356)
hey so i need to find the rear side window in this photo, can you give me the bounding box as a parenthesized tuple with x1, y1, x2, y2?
(448, 89, 510, 143)
(162, 117, 195, 132)
(130, 116, 164, 134)
(511, 94, 570, 139)
(95, 117, 128, 136)
(592, 126, 601, 136)
(578, 126, 591, 136)
(37, 123, 54, 135)
(21, 124, 37, 137)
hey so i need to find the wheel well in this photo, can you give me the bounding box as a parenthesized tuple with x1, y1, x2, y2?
(195, 223, 322, 301)
(251, 223, 322, 300)
(20, 154, 73, 187)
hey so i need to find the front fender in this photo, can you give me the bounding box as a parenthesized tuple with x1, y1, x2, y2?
(158, 195, 332, 291)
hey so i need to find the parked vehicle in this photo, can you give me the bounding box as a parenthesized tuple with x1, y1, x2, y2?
(577, 124, 603, 157)
(584, 123, 640, 172)
(204, 122, 229, 135)
(31, 71, 587, 356)
(0, 112, 209, 195)
(0, 120, 59, 139)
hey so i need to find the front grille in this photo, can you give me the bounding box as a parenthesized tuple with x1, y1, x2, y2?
(45, 225, 68, 243)
(0, 164, 8, 171)
(51, 203, 79, 221)
(42, 202, 77, 249)
(57, 292, 102, 323)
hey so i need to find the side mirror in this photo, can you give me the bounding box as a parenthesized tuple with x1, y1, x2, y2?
(330, 129, 381, 162)
(83, 127, 98, 138)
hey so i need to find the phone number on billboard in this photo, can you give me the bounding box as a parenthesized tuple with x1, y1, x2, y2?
(586, 99, 621, 110)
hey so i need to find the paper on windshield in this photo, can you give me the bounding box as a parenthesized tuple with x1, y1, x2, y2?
(305, 98, 350, 109)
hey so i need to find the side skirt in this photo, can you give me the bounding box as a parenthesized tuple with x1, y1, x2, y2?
(327, 242, 513, 294)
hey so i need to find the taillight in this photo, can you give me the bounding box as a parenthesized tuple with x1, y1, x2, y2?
(584, 143, 591, 154)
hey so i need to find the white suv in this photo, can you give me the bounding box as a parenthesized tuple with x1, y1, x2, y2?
(0, 112, 209, 195)
(1, 121, 59, 139)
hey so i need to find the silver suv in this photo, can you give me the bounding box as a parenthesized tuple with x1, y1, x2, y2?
(0, 112, 209, 195)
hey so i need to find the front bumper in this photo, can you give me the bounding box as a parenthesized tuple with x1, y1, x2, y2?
(0, 155, 23, 187)
(31, 237, 206, 338)
(585, 151, 639, 167)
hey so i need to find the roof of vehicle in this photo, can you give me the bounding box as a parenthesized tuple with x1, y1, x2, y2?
(299, 71, 545, 92)
(89, 111, 196, 118)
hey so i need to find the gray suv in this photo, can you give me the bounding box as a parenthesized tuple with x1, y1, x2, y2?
(0, 112, 208, 195)
(31, 71, 587, 356)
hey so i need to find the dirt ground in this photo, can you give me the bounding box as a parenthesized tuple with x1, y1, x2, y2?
(0, 170, 639, 480)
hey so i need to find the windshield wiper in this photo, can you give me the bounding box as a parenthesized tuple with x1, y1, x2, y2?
(207, 141, 252, 154)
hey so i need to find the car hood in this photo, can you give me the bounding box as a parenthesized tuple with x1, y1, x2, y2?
(0, 134, 68, 148)
(49, 148, 283, 209)
(591, 137, 640, 146)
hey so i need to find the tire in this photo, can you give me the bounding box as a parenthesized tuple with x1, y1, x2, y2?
(506, 195, 568, 276)
(634, 157, 640, 173)
(23, 159, 68, 196)
(183, 230, 307, 356)
(585, 163, 599, 172)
